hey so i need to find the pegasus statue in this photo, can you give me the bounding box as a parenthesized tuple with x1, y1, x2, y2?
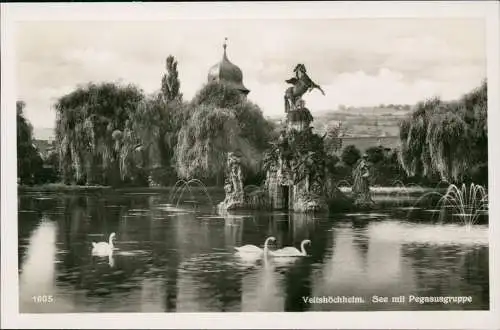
(284, 63, 325, 113)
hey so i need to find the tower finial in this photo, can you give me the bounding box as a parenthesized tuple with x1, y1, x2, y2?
(222, 37, 228, 59)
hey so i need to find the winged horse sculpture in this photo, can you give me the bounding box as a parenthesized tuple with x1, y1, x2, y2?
(284, 63, 325, 113)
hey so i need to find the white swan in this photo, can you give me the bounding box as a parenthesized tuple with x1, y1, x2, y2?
(235, 236, 276, 256)
(271, 239, 311, 257)
(91, 232, 116, 256)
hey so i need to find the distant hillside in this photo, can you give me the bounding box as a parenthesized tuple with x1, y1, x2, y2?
(33, 106, 408, 151)
(270, 105, 411, 138)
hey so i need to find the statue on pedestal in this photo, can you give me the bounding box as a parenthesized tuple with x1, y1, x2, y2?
(352, 154, 375, 207)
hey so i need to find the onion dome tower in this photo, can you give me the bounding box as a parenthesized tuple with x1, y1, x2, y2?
(207, 38, 250, 96)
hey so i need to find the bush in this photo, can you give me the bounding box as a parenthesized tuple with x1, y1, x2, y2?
(341, 144, 361, 167)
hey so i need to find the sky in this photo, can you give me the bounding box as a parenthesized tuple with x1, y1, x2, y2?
(16, 18, 486, 132)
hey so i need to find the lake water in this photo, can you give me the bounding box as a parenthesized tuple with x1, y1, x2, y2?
(18, 189, 489, 312)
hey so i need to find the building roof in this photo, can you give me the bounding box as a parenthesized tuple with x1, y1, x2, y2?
(207, 38, 249, 95)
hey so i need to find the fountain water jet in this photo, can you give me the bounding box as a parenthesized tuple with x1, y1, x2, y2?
(168, 179, 215, 209)
(408, 183, 488, 228)
(389, 180, 411, 207)
(437, 183, 488, 228)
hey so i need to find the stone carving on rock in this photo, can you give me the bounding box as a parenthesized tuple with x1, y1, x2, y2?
(218, 152, 245, 210)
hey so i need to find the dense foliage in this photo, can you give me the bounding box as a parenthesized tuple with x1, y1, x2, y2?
(54, 82, 145, 186)
(176, 81, 275, 184)
(17, 101, 44, 185)
(44, 57, 274, 187)
(191, 81, 276, 151)
(51, 55, 189, 187)
(161, 55, 182, 102)
(341, 144, 361, 167)
(21, 55, 487, 190)
(327, 143, 409, 187)
(129, 95, 186, 185)
(399, 81, 487, 185)
(288, 127, 327, 187)
(122, 55, 186, 185)
(323, 122, 343, 155)
(364, 145, 408, 186)
(175, 104, 252, 182)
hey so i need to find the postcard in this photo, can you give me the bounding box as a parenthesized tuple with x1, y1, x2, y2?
(1, 1, 499, 329)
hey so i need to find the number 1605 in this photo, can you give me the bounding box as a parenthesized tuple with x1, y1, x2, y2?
(32, 295, 54, 303)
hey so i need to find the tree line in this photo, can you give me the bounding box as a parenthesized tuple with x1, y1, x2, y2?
(17, 56, 488, 188)
(18, 56, 275, 187)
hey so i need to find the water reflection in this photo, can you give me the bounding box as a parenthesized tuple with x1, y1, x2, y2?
(311, 220, 488, 311)
(241, 255, 285, 312)
(17, 191, 489, 312)
(138, 278, 165, 312)
(19, 218, 58, 309)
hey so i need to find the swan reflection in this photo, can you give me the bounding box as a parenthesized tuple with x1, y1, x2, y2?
(241, 252, 285, 312)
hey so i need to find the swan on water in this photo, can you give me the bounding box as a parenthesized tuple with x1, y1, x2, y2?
(234, 236, 276, 256)
(91, 232, 116, 256)
(271, 239, 311, 257)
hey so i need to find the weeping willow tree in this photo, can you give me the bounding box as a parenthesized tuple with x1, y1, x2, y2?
(191, 81, 275, 151)
(175, 104, 259, 183)
(176, 81, 275, 184)
(122, 55, 186, 185)
(399, 81, 487, 184)
(54, 82, 145, 186)
(127, 93, 187, 185)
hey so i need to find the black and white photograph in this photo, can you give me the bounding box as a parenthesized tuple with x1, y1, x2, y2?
(1, 2, 499, 329)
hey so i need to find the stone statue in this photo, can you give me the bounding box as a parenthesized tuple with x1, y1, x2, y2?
(227, 152, 244, 197)
(218, 152, 245, 210)
(352, 154, 374, 207)
(284, 64, 325, 113)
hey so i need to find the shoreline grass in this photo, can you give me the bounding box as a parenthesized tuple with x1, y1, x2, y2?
(18, 183, 112, 191)
(17, 183, 223, 193)
(19, 183, 444, 195)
